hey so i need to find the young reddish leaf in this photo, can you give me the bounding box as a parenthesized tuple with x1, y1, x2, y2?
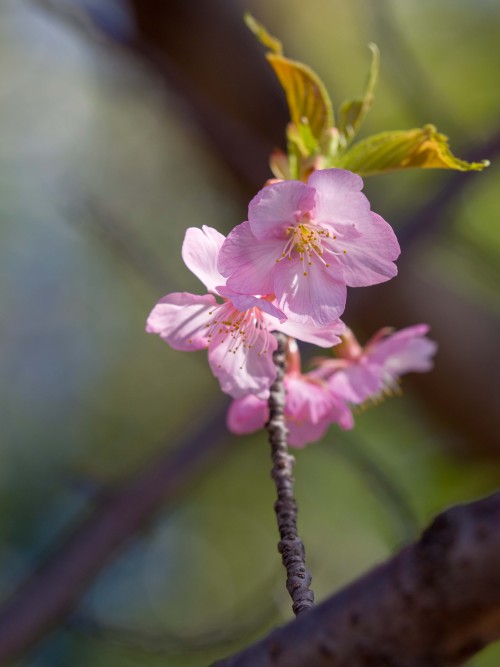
(335, 124, 489, 176)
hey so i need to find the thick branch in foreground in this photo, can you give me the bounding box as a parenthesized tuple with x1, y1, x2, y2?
(214, 491, 500, 666)
(266, 333, 314, 617)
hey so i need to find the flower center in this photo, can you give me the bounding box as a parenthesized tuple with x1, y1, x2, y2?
(277, 213, 345, 276)
(205, 301, 271, 367)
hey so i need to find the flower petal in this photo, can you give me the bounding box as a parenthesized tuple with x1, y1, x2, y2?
(284, 375, 353, 447)
(336, 212, 400, 287)
(275, 316, 345, 348)
(227, 395, 268, 435)
(182, 226, 226, 293)
(146, 292, 216, 351)
(288, 418, 331, 448)
(208, 330, 277, 399)
(369, 325, 437, 375)
(328, 392, 355, 430)
(285, 376, 332, 423)
(327, 363, 381, 404)
(218, 221, 281, 295)
(216, 288, 287, 323)
(274, 255, 347, 325)
(307, 168, 371, 230)
(248, 180, 316, 240)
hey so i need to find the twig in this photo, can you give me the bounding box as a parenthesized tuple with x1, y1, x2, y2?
(213, 490, 500, 666)
(266, 333, 314, 617)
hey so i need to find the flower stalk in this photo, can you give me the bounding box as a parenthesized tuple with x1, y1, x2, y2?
(266, 332, 314, 616)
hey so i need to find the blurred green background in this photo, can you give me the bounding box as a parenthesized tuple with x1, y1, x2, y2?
(1, 0, 499, 665)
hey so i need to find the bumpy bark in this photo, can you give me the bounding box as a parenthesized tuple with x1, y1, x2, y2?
(266, 333, 314, 617)
(213, 491, 500, 666)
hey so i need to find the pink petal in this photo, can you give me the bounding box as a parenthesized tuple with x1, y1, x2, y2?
(285, 376, 332, 423)
(369, 325, 437, 375)
(307, 169, 371, 231)
(336, 212, 400, 287)
(275, 316, 345, 348)
(227, 395, 268, 435)
(248, 180, 316, 240)
(367, 324, 428, 361)
(217, 288, 286, 323)
(208, 330, 277, 399)
(146, 292, 216, 351)
(288, 418, 331, 448)
(274, 255, 347, 326)
(285, 375, 354, 447)
(327, 364, 382, 404)
(328, 392, 355, 430)
(182, 226, 226, 293)
(385, 338, 437, 375)
(218, 221, 281, 295)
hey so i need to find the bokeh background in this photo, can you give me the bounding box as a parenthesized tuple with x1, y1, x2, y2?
(1, 0, 499, 665)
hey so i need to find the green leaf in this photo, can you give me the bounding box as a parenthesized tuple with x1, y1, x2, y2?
(266, 54, 334, 153)
(286, 120, 318, 157)
(246, 14, 333, 156)
(335, 124, 490, 176)
(337, 43, 379, 146)
(244, 13, 282, 55)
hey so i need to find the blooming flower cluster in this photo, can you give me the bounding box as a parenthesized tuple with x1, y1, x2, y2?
(146, 224, 344, 400)
(219, 169, 400, 326)
(228, 326, 437, 446)
(146, 167, 436, 446)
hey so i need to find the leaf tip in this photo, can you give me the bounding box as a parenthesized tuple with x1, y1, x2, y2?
(367, 42, 380, 59)
(244, 13, 282, 55)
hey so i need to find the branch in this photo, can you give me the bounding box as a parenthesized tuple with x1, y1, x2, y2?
(267, 333, 314, 616)
(213, 491, 500, 666)
(0, 402, 230, 665)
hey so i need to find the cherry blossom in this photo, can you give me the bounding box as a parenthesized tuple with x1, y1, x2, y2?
(314, 325, 437, 405)
(146, 226, 345, 400)
(227, 340, 353, 447)
(218, 169, 400, 326)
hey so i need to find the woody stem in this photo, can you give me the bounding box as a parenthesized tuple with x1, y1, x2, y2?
(266, 332, 314, 616)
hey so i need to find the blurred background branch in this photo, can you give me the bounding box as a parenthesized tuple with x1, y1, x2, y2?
(0, 404, 230, 664)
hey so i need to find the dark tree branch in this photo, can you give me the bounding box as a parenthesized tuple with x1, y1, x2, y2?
(266, 333, 314, 617)
(213, 491, 500, 666)
(0, 402, 230, 665)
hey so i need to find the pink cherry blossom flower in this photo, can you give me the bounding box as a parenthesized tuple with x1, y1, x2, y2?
(218, 168, 400, 326)
(227, 341, 353, 447)
(146, 226, 345, 400)
(314, 325, 437, 405)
